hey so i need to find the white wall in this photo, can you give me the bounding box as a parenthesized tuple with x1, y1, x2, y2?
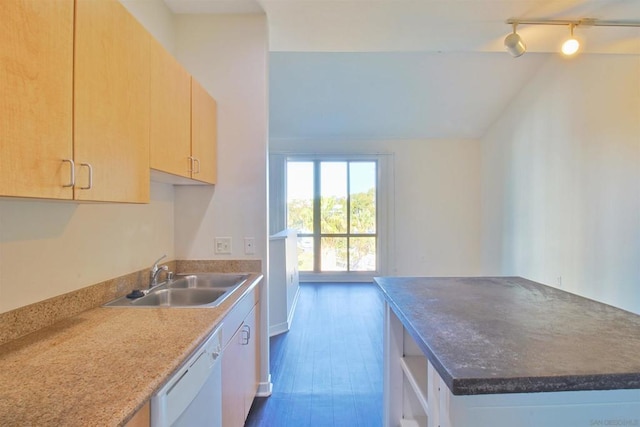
(120, 0, 176, 53)
(173, 15, 269, 264)
(271, 138, 482, 277)
(481, 54, 640, 314)
(172, 13, 271, 393)
(0, 182, 174, 313)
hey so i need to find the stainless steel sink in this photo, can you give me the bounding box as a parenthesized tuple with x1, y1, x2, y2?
(169, 273, 249, 289)
(103, 273, 249, 308)
(130, 288, 226, 307)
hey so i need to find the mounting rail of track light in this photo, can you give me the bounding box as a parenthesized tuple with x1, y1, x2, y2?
(504, 18, 640, 58)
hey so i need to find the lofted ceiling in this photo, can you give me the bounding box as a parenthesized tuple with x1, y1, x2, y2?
(268, 51, 549, 140)
(164, 0, 640, 139)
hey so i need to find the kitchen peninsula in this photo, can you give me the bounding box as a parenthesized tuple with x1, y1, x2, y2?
(375, 276, 640, 427)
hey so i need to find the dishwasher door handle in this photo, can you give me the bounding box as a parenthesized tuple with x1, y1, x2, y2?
(166, 369, 190, 396)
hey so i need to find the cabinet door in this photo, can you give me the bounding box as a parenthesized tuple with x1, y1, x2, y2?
(150, 38, 191, 179)
(243, 304, 260, 419)
(74, 0, 150, 203)
(222, 325, 245, 427)
(191, 79, 217, 184)
(0, 0, 73, 199)
(222, 303, 260, 427)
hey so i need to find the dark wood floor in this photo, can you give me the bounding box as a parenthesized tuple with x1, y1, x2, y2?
(245, 282, 384, 427)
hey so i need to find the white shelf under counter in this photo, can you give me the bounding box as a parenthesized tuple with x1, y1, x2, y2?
(400, 356, 428, 415)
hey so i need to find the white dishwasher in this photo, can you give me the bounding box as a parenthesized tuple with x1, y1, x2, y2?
(151, 325, 223, 427)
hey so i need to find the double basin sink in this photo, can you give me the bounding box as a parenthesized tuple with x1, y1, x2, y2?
(104, 273, 249, 308)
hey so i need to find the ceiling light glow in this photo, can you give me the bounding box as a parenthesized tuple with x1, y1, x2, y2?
(562, 38, 580, 55)
(562, 24, 580, 56)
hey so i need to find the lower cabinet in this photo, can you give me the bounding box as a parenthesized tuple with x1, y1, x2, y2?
(243, 304, 259, 414)
(130, 282, 261, 427)
(222, 288, 260, 427)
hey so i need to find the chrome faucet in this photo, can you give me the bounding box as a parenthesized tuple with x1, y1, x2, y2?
(149, 254, 169, 288)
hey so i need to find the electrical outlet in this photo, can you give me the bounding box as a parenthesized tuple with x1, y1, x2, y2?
(214, 237, 232, 254)
(244, 237, 255, 255)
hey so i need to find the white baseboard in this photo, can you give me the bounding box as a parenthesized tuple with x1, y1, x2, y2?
(269, 321, 289, 337)
(287, 286, 300, 326)
(269, 287, 301, 337)
(256, 379, 273, 397)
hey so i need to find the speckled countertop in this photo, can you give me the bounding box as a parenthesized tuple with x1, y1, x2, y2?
(0, 274, 262, 426)
(374, 276, 640, 396)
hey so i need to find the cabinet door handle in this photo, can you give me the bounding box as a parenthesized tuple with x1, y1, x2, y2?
(79, 163, 93, 190)
(188, 156, 194, 173)
(62, 159, 75, 188)
(193, 158, 201, 174)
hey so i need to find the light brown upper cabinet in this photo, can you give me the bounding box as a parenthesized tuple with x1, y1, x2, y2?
(0, 0, 74, 199)
(149, 38, 192, 180)
(2, 0, 150, 203)
(150, 57, 217, 185)
(191, 79, 218, 184)
(74, 0, 150, 203)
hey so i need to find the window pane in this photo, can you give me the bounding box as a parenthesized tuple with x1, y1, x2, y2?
(320, 162, 347, 234)
(321, 237, 347, 271)
(350, 162, 376, 234)
(297, 236, 314, 272)
(287, 162, 314, 234)
(349, 237, 377, 271)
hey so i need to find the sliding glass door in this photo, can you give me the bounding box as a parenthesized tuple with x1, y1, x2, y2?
(287, 159, 377, 274)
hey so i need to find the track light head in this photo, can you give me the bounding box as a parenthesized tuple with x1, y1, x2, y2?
(561, 24, 580, 56)
(504, 23, 526, 57)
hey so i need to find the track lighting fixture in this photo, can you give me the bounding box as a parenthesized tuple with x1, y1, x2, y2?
(504, 18, 640, 58)
(504, 23, 526, 57)
(561, 24, 580, 56)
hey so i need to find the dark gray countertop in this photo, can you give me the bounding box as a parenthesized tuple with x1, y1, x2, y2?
(374, 276, 640, 396)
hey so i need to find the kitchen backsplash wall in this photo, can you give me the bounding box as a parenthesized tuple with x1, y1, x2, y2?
(0, 259, 261, 346)
(0, 182, 175, 314)
(0, 261, 176, 345)
(177, 260, 262, 273)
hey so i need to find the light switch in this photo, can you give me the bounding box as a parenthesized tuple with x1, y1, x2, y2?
(215, 237, 232, 254)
